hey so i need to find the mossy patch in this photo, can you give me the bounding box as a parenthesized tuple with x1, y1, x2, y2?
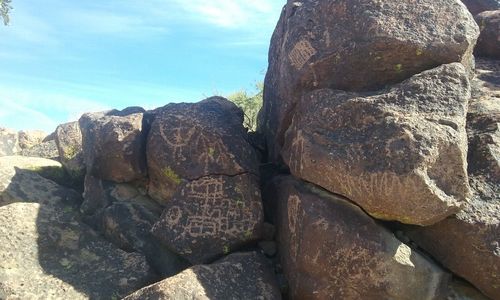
(163, 167, 182, 185)
(394, 64, 403, 73)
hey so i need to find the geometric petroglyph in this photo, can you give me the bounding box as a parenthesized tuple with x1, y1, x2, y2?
(289, 40, 317, 70)
(169, 177, 256, 239)
(159, 121, 197, 162)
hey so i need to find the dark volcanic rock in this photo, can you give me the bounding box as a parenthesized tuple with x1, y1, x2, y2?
(282, 63, 471, 225)
(123, 252, 281, 300)
(0, 156, 156, 299)
(146, 97, 259, 204)
(55, 121, 85, 179)
(151, 174, 264, 264)
(407, 60, 500, 299)
(79, 107, 148, 183)
(259, 0, 479, 160)
(267, 176, 448, 300)
(462, 0, 500, 15)
(475, 10, 500, 59)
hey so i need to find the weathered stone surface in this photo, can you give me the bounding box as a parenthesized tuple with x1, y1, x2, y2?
(475, 10, 500, 59)
(79, 107, 148, 183)
(17, 130, 46, 150)
(407, 60, 500, 299)
(151, 174, 264, 264)
(282, 63, 471, 225)
(147, 97, 259, 204)
(123, 252, 281, 300)
(0, 128, 20, 156)
(55, 121, 85, 178)
(259, 0, 479, 160)
(0, 156, 156, 299)
(462, 0, 500, 15)
(20, 140, 59, 160)
(267, 176, 449, 300)
(446, 278, 491, 300)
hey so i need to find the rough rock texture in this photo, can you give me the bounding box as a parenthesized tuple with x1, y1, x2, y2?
(81, 176, 189, 277)
(55, 121, 85, 178)
(123, 252, 281, 300)
(475, 10, 500, 59)
(20, 140, 59, 160)
(267, 176, 449, 300)
(282, 63, 471, 225)
(0, 156, 156, 299)
(147, 97, 259, 204)
(259, 0, 479, 160)
(462, 0, 500, 15)
(79, 107, 148, 183)
(407, 60, 500, 299)
(0, 128, 20, 156)
(446, 278, 491, 300)
(17, 130, 46, 150)
(151, 174, 264, 264)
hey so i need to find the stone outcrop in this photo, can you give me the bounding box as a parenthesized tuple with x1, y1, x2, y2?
(79, 107, 148, 183)
(123, 252, 281, 300)
(267, 176, 449, 300)
(406, 59, 500, 300)
(462, 0, 500, 15)
(475, 10, 500, 59)
(20, 140, 59, 160)
(282, 63, 471, 225)
(147, 97, 259, 203)
(259, 0, 479, 160)
(55, 121, 85, 179)
(151, 174, 264, 264)
(0, 156, 156, 299)
(0, 128, 20, 156)
(17, 130, 46, 150)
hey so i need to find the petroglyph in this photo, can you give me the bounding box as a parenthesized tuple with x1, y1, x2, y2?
(288, 130, 305, 173)
(194, 131, 233, 173)
(288, 195, 301, 261)
(289, 40, 317, 70)
(159, 122, 197, 161)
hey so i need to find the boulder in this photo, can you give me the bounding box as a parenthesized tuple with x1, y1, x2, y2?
(282, 63, 471, 225)
(446, 278, 491, 300)
(20, 140, 59, 160)
(0, 128, 20, 156)
(151, 174, 264, 264)
(259, 0, 479, 160)
(123, 252, 281, 300)
(475, 10, 500, 59)
(267, 176, 449, 300)
(0, 156, 156, 299)
(79, 107, 148, 183)
(147, 97, 259, 204)
(55, 121, 85, 179)
(406, 60, 500, 299)
(17, 130, 46, 150)
(462, 0, 500, 15)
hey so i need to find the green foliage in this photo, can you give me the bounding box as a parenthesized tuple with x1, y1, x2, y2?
(227, 82, 263, 131)
(0, 0, 12, 25)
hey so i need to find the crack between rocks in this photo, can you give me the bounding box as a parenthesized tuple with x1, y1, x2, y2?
(185, 170, 260, 182)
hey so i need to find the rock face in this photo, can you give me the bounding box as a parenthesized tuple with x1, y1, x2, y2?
(55, 121, 85, 178)
(407, 59, 500, 299)
(123, 252, 281, 300)
(475, 10, 500, 59)
(79, 107, 148, 183)
(151, 174, 264, 264)
(17, 130, 46, 150)
(0, 156, 156, 299)
(462, 0, 500, 15)
(282, 63, 471, 225)
(147, 97, 259, 203)
(20, 140, 59, 160)
(0, 128, 20, 156)
(259, 0, 479, 160)
(267, 176, 448, 300)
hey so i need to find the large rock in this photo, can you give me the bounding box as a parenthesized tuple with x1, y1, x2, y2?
(79, 107, 148, 183)
(266, 176, 449, 300)
(475, 10, 500, 59)
(123, 252, 281, 300)
(282, 63, 471, 225)
(17, 130, 46, 150)
(151, 174, 264, 264)
(462, 0, 500, 15)
(259, 0, 479, 160)
(55, 121, 85, 179)
(20, 140, 59, 160)
(0, 128, 20, 156)
(147, 97, 259, 204)
(407, 60, 500, 299)
(0, 156, 156, 299)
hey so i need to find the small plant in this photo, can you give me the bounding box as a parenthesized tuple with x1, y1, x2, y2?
(163, 167, 181, 185)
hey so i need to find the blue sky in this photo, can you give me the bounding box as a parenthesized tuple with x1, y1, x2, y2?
(0, 0, 283, 132)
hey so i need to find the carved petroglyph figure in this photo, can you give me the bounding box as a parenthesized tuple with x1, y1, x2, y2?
(289, 40, 317, 70)
(288, 130, 305, 173)
(159, 121, 197, 161)
(288, 195, 301, 261)
(194, 131, 232, 173)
